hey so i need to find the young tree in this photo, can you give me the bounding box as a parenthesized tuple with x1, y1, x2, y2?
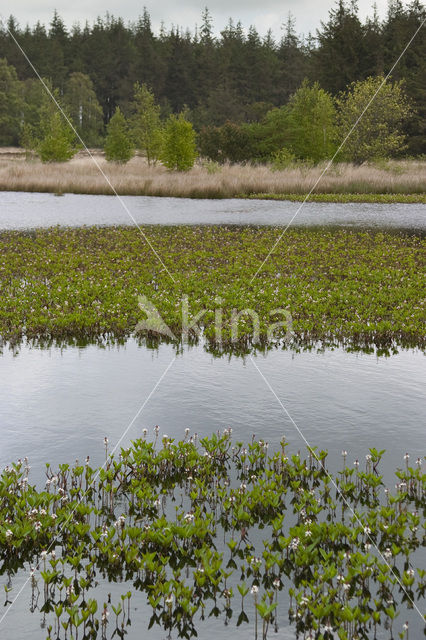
(0, 58, 23, 145)
(63, 72, 104, 146)
(37, 111, 77, 162)
(104, 107, 134, 163)
(160, 113, 197, 170)
(31, 87, 78, 162)
(335, 75, 411, 163)
(130, 83, 163, 165)
(286, 80, 336, 162)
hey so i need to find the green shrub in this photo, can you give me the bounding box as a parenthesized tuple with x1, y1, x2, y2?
(105, 107, 134, 163)
(270, 147, 297, 170)
(37, 111, 77, 162)
(160, 113, 197, 171)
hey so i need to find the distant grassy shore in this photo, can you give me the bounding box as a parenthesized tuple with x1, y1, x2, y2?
(0, 149, 425, 202)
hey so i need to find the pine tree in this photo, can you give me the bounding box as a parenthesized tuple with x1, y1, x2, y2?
(278, 14, 309, 103)
(314, 0, 368, 94)
(48, 10, 69, 92)
(0, 58, 23, 145)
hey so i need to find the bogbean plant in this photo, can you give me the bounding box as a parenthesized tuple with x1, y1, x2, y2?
(0, 226, 424, 354)
(0, 430, 425, 639)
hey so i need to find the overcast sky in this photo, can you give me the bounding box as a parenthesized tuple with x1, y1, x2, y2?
(1, 1, 395, 40)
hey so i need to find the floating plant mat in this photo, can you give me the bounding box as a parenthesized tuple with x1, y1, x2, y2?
(0, 226, 424, 351)
(1, 431, 425, 639)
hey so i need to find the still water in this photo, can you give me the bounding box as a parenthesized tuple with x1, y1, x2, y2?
(0, 340, 424, 639)
(0, 191, 425, 230)
(0, 193, 424, 638)
(1, 340, 424, 486)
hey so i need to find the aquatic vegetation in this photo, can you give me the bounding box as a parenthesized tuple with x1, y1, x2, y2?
(0, 431, 424, 639)
(0, 226, 424, 353)
(245, 193, 426, 204)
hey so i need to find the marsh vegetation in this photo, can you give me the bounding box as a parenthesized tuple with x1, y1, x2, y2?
(1, 430, 425, 639)
(0, 225, 424, 353)
(0, 154, 425, 200)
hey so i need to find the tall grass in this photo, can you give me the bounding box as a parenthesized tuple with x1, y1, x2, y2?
(0, 150, 424, 198)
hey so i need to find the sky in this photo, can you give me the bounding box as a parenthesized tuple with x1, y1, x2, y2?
(1, 0, 393, 40)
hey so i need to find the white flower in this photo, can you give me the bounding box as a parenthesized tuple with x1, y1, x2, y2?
(184, 512, 194, 523)
(273, 578, 280, 589)
(404, 453, 410, 461)
(290, 537, 299, 550)
(165, 594, 174, 606)
(250, 585, 259, 596)
(5, 529, 12, 539)
(384, 548, 392, 560)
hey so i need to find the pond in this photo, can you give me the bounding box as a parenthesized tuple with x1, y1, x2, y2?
(0, 340, 424, 639)
(0, 191, 425, 230)
(0, 193, 424, 639)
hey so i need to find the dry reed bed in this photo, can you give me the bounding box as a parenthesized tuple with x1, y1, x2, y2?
(0, 154, 425, 197)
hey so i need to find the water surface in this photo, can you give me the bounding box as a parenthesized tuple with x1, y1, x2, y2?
(0, 341, 424, 639)
(0, 191, 425, 230)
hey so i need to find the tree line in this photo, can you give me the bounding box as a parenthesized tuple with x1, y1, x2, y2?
(0, 0, 424, 163)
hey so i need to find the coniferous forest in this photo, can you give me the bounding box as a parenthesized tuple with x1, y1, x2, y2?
(0, 1, 425, 158)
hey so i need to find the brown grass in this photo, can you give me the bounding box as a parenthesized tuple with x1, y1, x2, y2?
(0, 149, 424, 198)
